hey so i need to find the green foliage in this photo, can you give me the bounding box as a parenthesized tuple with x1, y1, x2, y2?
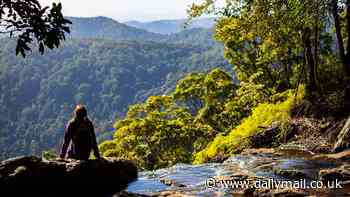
(173, 69, 236, 131)
(0, 25, 228, 160)
(42, 150, 58, 160)
(100, 95, 214, 169)
(190, 0, 348, 93)
(101, 66, 306, 169)
(194, 85, 305, 164)
(234, 72, 271, 109)
(100, 69, 237, 169)
(0, 1, 71, 57)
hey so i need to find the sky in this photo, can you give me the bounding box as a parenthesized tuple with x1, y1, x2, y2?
(39, 0, 204, 22)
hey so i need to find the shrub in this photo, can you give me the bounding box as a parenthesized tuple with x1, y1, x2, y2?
(193, 85, 305, 164)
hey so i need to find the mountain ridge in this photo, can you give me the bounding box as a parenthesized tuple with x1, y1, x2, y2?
(125, 17, 216, 34)
(67, 16, 217, 47)
(67, 16, 166, 41)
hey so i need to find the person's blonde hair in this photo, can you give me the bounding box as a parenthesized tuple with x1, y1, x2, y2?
(74, 104, 87, 119)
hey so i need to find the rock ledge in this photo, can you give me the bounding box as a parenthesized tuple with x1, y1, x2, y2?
(0, 156, 137, 196)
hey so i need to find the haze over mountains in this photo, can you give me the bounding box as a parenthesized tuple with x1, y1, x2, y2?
(125, 18, 216, 34)
(67, 17, 216, 40)
(0, 16, 228, 160)
(68, 17, 165, 41)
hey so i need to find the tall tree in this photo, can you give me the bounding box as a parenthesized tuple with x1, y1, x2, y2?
(189, 0, 333, 92)
(332, 0, 350, 77)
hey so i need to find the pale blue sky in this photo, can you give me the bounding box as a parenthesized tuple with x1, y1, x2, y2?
(39, 0, 204, 22)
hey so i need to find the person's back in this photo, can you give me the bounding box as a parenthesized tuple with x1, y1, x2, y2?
(60, 105, 100, 160)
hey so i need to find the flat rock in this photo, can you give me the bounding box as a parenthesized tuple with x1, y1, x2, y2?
(0, 156, 138, 196)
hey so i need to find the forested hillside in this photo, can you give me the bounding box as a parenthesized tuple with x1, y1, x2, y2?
(125, 18, 215, 34)
(68, 17, 166, 41)
(0, 17, 228, 160)
(69, 17, 215, 46)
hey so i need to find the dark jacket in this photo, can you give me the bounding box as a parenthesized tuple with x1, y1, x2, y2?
(60, 117, 100, 160)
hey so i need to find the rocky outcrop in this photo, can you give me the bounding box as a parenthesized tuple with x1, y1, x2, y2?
(249, 125, 280, 149)
(114, 191, 150, 197)
(0, 156, 138, 196)
(333, 116, 350, 152)
(160, 178, 186, 187)
(273, 168, 311, 180)
(253, 188, 308, 197)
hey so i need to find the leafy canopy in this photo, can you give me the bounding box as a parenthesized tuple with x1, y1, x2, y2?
(0, 0, 71, 57)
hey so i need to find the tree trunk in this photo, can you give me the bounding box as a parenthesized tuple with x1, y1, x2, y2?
(314, 11, 320, 90)
(333, 0, 350, 76)
(303, 28, 318, 92)
(345, 0, 350, 75)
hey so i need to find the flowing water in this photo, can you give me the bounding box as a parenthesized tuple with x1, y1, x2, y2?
(126, 149, 350, 196)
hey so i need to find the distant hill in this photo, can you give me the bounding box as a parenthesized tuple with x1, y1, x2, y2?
(164, 28, 217, 47)
(68, 17, 217, 47)
(68, 16, 166, 41)
(125, 18, 216, 34)
(0, 16, 228, 160)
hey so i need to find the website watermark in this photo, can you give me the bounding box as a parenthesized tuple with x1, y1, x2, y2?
(205, 177, 342, 190)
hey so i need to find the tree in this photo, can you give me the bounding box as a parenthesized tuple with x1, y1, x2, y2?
(99, 69, 239, 169)
(0, 0, 71, 57)
(332, 0, 350, 77)
(189, 0, 337, 93)
(100, 95, 215, 169)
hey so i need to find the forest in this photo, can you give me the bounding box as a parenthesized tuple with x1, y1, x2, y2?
(99, 0, 350, 170)
(0, 17, 228, 159)
(3, 1, 350, 196)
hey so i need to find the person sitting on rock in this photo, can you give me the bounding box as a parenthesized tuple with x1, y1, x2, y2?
(60, 105, 101, 160)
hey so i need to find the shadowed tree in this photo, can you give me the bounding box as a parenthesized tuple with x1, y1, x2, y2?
(0, 0, 71, 57)
(332, 0, 350, 77)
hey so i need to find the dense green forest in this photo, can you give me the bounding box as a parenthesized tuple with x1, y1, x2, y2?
(0, 17, 228, 160)
(100, 0, 350, 170)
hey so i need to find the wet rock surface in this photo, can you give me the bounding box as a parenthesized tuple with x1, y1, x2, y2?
(272, 168, 311, 180)
(124, 116, 350, 196)
(0, 156, 138, 196)
(312, 149, 350, 163)
(127, 148, 350, 197)
(160, 178, 187, 188)
(253, 188, 308, 197)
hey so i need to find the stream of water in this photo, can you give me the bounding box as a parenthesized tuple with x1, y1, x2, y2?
(126, 149, 350, 196)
